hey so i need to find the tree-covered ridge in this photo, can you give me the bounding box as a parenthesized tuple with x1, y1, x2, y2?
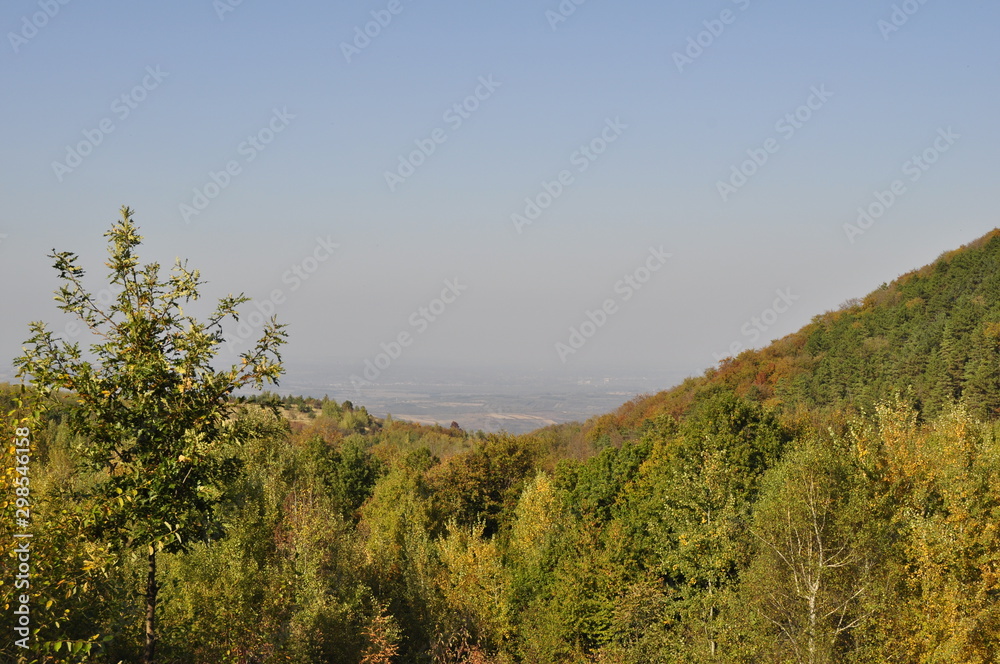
(580, 228, 1000, 447)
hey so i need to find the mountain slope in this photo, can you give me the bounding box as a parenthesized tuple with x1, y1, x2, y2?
(582, 228, 1000, 445)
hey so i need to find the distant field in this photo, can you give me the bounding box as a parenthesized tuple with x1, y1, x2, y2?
(270, 366, 692, 433)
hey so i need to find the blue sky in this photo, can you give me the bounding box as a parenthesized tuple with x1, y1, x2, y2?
(2, 0, 998, 391)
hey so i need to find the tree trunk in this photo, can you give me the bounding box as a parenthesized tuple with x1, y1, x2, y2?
(807, 582, 817, 664)
(144, 545, 158, 664)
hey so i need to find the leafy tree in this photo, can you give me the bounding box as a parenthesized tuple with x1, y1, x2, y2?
(428, 433, 537, 537)
(851, 401, 1000, 663)
(435, 518, 512, 654)
(305, 433, 384, 519)
(744, 439, 871, 664)
(359, 447, 441, 660)
(621, 391, 789, 660)
(14, 207, 286, 663)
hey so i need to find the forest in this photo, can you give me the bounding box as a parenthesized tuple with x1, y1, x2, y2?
(5, 222, 1000, 663)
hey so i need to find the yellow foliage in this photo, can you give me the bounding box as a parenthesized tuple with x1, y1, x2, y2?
(436, 520, 512, 644)
(858, 402, 1000, 662)
(510, 471, 558, 565)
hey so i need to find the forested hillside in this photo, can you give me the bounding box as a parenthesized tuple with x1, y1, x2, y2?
(5, 230, 1000, 663)
(584, 229, 1000, 446)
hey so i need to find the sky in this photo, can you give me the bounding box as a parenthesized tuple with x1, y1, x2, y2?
(2, 0, 999, 397)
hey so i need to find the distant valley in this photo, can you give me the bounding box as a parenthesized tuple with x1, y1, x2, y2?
(270, 366, 692, 433)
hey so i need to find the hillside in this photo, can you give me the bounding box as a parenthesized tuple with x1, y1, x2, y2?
(6, 230, 1000, 663)
(579, 228, 1000, 446)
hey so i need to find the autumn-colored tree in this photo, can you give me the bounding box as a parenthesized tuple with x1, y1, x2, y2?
(852, 401, 1000, 663)
(360, 603, 401, 664)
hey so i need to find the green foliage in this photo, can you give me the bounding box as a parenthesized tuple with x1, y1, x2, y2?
(11, 207, 286, 663)
(10, 227, 1000, 663)
(15, 207, 286, 554)
(556, 436, 652, 525)
(427, 433, 537, 537)
(743, 438, 873, 663)
(305, 433, 385, 519)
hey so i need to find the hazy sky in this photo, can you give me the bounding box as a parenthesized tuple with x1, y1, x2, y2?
(2, 0, 998, 392)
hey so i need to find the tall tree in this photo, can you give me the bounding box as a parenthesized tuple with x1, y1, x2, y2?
(627, 391, 788, 659)
(744, 439, 870, 664)
(14, 207, 286, 663)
